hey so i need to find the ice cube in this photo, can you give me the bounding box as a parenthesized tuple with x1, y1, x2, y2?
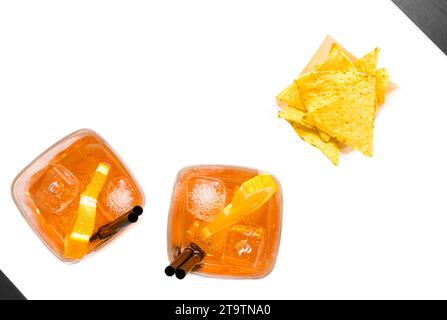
(30, 164, 80, 215)
(99, 177, 137, 220)
(187, 178, 226, 221)
(223, 225, 264, 266)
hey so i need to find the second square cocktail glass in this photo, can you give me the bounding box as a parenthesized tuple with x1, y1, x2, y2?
(12, 129, 145, 262)
(166, 165, 282, 279)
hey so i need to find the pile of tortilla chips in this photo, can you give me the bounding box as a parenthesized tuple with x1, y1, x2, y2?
(277, 42, 390, 165)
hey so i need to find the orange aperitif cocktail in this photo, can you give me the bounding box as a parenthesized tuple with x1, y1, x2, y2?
(12, 129, 144, 262)
(166, 165, 282, 279)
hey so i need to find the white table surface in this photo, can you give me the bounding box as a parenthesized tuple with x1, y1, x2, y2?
(1, 0, 446, 299)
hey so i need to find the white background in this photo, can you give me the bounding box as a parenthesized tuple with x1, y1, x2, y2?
(0, 0, 446, 300)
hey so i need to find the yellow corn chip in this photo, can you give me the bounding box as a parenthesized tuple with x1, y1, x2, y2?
(315, 43, 357, 72)
(375, 68, 389, 107)
(354, 48, 380, 75)
(279, 106, 332, 142)
(278, 106, 305, 123)
(295, 71, 369, 113)
(276, 82, 306, 111)
(291, 123, 339, 165)
(279, 106, 338, 163)
(319, 131, 331, 143)
(303, 77, 376, 157)
(276, 39, 392, 165)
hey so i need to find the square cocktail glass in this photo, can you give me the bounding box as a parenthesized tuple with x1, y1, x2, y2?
(166, 165, 282, 279)
(12, 129, 144, 262)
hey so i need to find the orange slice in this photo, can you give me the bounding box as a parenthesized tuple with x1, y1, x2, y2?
(199, 174, 279, 240)
(64, 162, 110, 260)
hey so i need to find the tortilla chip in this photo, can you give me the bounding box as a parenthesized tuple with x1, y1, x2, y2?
(276, 82, 306, 111)
(278, 106, 305, 123)
(375, 68, 389, 107)
(295, 71, 369, 113)
(315, 43, 357, 72)
(291, 123, 339, 165)
(319, 131, 332, 143)
(276, 38, 393, 165)
(354, 48, 380, 75)
(279, 107, 338, 163)
(303, 77, 376, 157)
